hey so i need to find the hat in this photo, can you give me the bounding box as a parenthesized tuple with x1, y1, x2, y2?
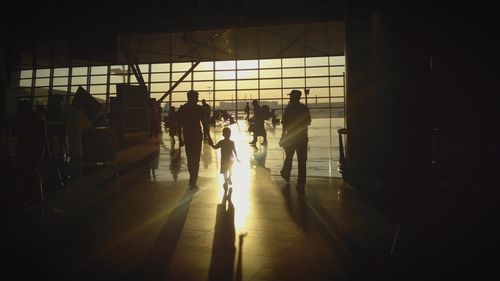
(288, 90, 302, 98)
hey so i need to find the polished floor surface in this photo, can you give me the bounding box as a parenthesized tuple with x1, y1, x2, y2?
(3, 119, 409, 281)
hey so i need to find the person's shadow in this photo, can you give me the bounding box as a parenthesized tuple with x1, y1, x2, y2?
(130, 188, 198, 281)
(208, 188, 236, 281)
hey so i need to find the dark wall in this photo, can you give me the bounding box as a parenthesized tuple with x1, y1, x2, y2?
(344, 1, 498, 279)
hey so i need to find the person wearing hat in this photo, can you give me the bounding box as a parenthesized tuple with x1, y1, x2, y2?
(279, 89, 311, 189)
(178, 90, 213, 188)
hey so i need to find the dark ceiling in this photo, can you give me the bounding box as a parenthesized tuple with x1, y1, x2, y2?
(3, 0, 344, 41)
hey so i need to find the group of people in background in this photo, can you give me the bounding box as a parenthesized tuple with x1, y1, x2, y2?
(165, 89, 311, 190)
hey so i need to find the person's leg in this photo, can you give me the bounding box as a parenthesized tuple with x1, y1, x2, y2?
(191, 140, 202, 185)
(281, 145, 295, 182)
(296, 138, 308, 187)
(185, 139, 201, 186)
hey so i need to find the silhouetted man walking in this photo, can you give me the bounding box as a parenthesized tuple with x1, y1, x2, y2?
(280, 90, 311, 188)
(178, 90, 213, 188)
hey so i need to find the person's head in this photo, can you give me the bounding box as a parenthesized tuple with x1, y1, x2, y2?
(288, 89, 302, 102)
(252, 99, 258, 107)
(222, 127, 231, 139)
(170, 106, 176, 111)
(201, 99, 207, 104)
(186, 90, 199, 103)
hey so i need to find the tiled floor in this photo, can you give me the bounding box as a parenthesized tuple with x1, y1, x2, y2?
(3, 119, 410, 281)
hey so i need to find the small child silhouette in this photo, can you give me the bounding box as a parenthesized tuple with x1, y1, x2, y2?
(210, 127, 240, 188)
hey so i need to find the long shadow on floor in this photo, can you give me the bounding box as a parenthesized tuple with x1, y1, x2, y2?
(280, 184, 385, 280)
(130, 187, 198, 281)
(207, 188, 236, 281)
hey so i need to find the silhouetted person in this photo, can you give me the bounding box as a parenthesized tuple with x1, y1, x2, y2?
(13, 100, 48, 206)
(210, 127, 240, 189)
(167, 106, 181, 147)
(201, 99, 211, 139)
(244, 102, 250, 121)
(249, 99, 267, 145)
(280, 90, 311, 188)
(178, 90, 213, 188)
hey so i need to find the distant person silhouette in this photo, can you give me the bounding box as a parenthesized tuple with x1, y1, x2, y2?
(13, 100, 49, 206)
(178, 90, 213, 188)
(280, 90, 311, 189)
(244, 102, 250, 121)
(167, 106, 181, 147)
(210, 127, 240, 189)
(201, 99, 211, 140)
(249, 99, 267, 145)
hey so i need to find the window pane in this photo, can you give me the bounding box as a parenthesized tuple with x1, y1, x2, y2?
(35, 78, 50, 87)
(151, 63, 170, 72)
(260, 79, 281, 89)
(306, 77, 329, 87)
(91, 66, 108, 75)
(175, 81, 192, 92)
(36, 69, 50, 78)
(72, 76, 87, 85)
(282, 58, 304, 67)
(237, 60, 258, 69)
(259, 59, 280, 68)
(237, 80, 258, 90)
(150, 73, 170, 82)
(215, 60, 235, 70)
(260, 89, 282, 103)
(138, 64, 149, 73)
(329, 56, 346, 65)
(193, 71, 213, 80)
(110, 76, 126, 83)
(72, 67, 88, 76)
(237, 90, 257, 101)
(237, 70, 258, 79)
(330, 87, 344, 97)
(307, 87, 330, 98)
(53, 77, 68, 86)
(215, 70, 235, 80)
(19, 79, 32, 87)
(329, 66, 345, 75)
(20, 70, 33, 79)
(260, 69, 281, 78)
(283, 78, 305, 88)
(197, 61, 214, 71)
(90, 85, 106, 94)
(53, 68, 68, 77)
(172, 62, 192, 72)
(329, 77, 344, 87)
(215, 80, 235, 90)
(150, 83, 170, 93)
(306, 56, 329, 67)
(283, 68, 304, 77)
(193, 81, 214, 91)
(91, 75, 107, 84)
(306, 67, 329, 76)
